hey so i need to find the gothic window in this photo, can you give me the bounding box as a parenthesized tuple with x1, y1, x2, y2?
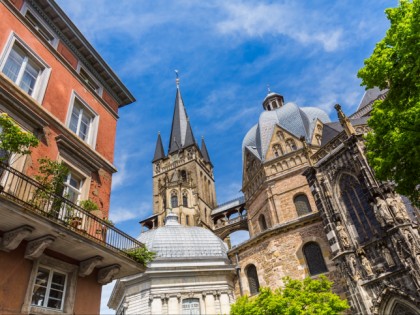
(272, 144, 282, 157)
(338, 174, 379, 242)
(180, 170, 187, 181)
(246, 264, 260, 295)
(182, 191, 188, 207)
(286, 139, 297, 151)
(315, 134, 322, 145)
(276, 131, 284, 140)
(171, 191, 178, 208)
(258, 214, 268, 231)
(294, 194, 312, 216)
(303, 242, 328, 276)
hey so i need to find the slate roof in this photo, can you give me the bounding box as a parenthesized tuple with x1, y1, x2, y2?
(152, 133, 165, 162)
(242, 102, 330, 161)
(320, 117, 369, 146)
(200, 137, 211, 164)
(168, 87, 196, 154)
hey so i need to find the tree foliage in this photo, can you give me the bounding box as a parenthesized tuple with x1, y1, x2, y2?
(230, 276, 349, 315)
(0, 113, 39, 161)
(125, 246, 156, 267)
(357, 0, 420, 205)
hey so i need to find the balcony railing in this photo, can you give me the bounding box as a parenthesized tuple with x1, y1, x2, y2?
(0, 161, 143, 259)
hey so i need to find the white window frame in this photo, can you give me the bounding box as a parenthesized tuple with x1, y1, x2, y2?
(63, 171, 84, 205)
(30, 266, 67, 310)
(0, 32, 51, 103)
(76, 63, 103, 96)
(66, 91, 99, 147)
(22, 255, 78, 315)
(21, 3, 59, 48)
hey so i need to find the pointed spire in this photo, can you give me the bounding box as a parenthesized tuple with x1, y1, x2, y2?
(153, 132, 165, 162)
(334, 104, 356, 136)
(168, 72, 196, 154)
(201, 136, 211, 164)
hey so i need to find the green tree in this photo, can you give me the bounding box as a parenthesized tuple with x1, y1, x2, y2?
(0, 113, 39, 162)
(357, 0, 420, 205)
(230, 276, 349, 315)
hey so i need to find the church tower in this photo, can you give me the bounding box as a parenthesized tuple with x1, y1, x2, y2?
(142, 77, 216, 230)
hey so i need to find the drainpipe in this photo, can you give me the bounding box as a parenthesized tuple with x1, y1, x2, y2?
(235, 253, 244, 296)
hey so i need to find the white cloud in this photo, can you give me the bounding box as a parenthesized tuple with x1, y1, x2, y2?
(216, 1, 343, 52)
(109, 202, 150, 224)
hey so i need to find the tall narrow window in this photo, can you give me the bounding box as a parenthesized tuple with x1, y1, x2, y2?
(338, 174, 379, 242)
(31, 267, 67, 310)
(63, 172, 83, 204)
(67, 95, 98, 146)
(186, 215, 190, 226)
(171, 191, 178, 208)
(303, 242, 328, 276)
(246, 264, 260, 295)
(294, 194, 312, 216)
(258, 214, 268, 231)
(182, 192, 188, 207)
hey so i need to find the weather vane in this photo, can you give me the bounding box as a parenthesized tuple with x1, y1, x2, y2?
(175, 69, 180, 87)
(267, 84, 271, 93)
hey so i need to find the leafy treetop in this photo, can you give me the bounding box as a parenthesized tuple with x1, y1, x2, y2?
(230, 276, 349, 315)
(357, 0, 420, 205)
(0, 113, 39, 162)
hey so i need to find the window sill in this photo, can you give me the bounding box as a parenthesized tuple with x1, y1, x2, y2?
(29, 305, 65, 315)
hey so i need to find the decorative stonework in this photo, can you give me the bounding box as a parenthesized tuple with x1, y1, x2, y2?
(98, 264, 121, 284)
(24, 235, 55, 259)
(79, 255, 103, 277)
(0, 225, 34, 252)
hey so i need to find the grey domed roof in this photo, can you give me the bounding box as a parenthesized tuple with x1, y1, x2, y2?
(137, 213, 228, 259)
(242, 102, 330, 161)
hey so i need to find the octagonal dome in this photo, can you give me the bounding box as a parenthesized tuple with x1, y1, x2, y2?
(137, 213, 228, 259)
(242, 100, 330, 162)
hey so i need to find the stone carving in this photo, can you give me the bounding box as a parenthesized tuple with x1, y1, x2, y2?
(349, 255, 361, 281)
(98, 264, 120, 284)
(360, 254, 373, 277)
(155, 162, 161, 173)
(1, 225, 34, 252)
(336, 221, 351, 249)
(372, 197, 393, 227)
(381, 246, 395, 268)
(79, 256, 103, 277)
(386, 192, 410, 223)
(24, 235, 55, 260)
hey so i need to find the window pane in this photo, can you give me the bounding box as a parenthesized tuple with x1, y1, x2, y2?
(303, 242, 328, 275)
(20, 60, 39, 95)
(79, 114, 90, 140)
(294, 195, 312, 216)
(246, 264, 260, 295)
(2, 48, 24, 82)
(31, 268, 50, 306)
(69, 106, 80, 133)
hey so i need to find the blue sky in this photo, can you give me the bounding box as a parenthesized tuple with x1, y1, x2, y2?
(56, 0, 396, 313)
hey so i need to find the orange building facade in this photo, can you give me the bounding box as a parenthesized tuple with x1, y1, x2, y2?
(0, 0, 145, 314)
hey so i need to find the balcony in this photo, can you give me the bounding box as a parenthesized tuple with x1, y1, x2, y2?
(0, 162, 145, 281)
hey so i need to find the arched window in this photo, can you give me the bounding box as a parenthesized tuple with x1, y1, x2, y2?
(286, 139, 297, 151)
(180, 170, 187, 181)
(258, 214, 267, 231)
(182, 191, 188, 207)
(294, 194, 312, 216)
(338, 174, 379, 242)
(171, 191, 178, 208)
(246, 264, 260, 295)
(272, 144, 282, 157)
(182, 298, 200, 314)
(303, 242, 328, 276)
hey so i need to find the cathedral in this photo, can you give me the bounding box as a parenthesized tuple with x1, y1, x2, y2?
(109, 80, 420, 315)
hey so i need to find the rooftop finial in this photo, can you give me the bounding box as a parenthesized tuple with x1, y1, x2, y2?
(267, 84, 271, 93)
(175, 70, 180, 87)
